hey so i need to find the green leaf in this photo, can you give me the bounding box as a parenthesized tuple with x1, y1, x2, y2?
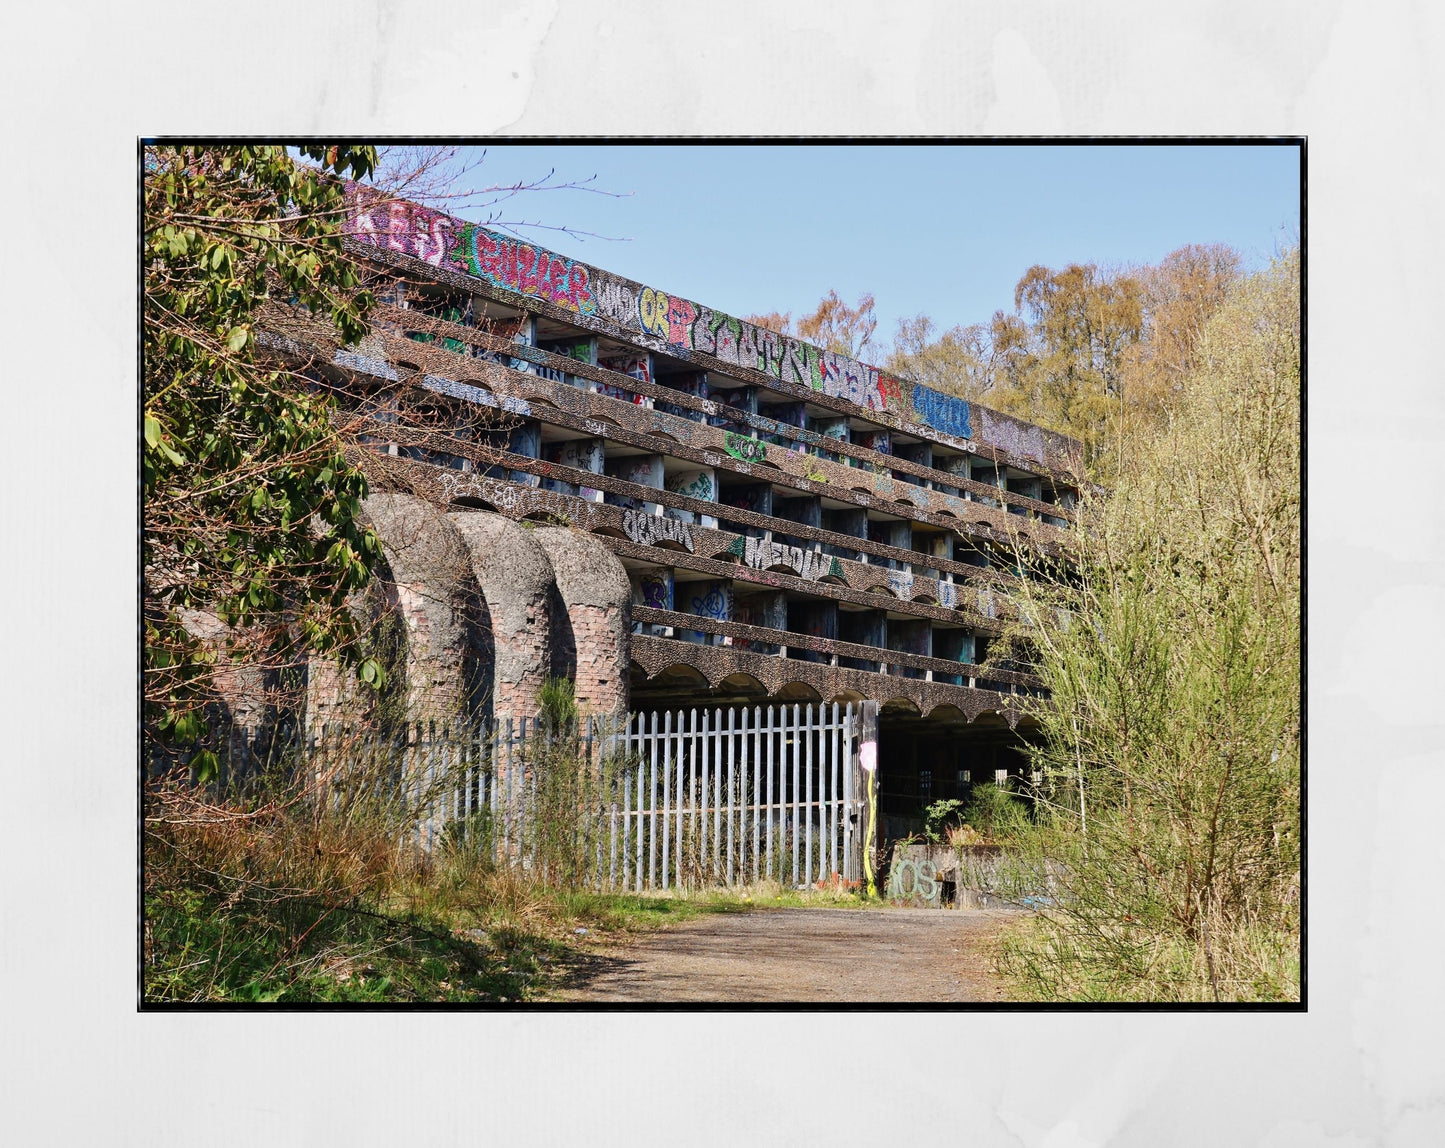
(226, 326, 250, 353)
(144, 415, 162, 448)
(191, 750, 220, 785)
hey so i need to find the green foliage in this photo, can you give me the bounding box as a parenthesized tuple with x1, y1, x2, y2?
(963, 781, 1030, 842)
(537, 675, 578, 737)
(922, 798, 966, 843)
(996, 249, 1301, 1002)
(144, 144, 384, 758)
(888, 246, 1242, 479)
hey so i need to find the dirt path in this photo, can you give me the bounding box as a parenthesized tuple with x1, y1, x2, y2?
(551, 907, 1018, 1003)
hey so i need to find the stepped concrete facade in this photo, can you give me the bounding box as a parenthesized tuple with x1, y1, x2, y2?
(260, 185, 1084, 830)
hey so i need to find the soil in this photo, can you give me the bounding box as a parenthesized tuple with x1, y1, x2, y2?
(549, 907, 1020, 1003)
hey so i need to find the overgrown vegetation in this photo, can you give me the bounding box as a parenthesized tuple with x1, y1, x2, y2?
(143, 144, 388, 776)
(143, 681, 868, 1004)
(987, 249, 1301, 1002)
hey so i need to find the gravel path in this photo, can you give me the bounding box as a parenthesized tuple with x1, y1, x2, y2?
(551, 907, 1018, 1003)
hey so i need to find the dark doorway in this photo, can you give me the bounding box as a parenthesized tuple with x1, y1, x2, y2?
(875, 707, 1040, 846)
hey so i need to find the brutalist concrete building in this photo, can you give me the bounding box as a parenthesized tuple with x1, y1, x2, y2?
(260, 185, 1083, 841)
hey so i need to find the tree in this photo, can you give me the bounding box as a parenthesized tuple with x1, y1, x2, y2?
(997, 248, 1301, 1001)
(143, 144, 386, 770)
(886, 314, 998, 403)
(795, 290, 878, 360)
(740, 310, 794, 336)
(1119, 243, 1242, 439)
(984, 262, 1145, 468)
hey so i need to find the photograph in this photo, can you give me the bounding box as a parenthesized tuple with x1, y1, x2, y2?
(141, 140, 1302, 1008)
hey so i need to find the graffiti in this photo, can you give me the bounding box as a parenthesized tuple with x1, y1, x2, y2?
(688, 580, 733, 621)
(665, 468, 716, 503)
(622, 508, 694, 552)
(887, 857, 939, 903)
(725, 535, 844, 582)
(636, 569, 673, 612)
(937, 580, 957, 610)
(346, 186, 1000, 459)
(912, 384, 973, 441)
(853, 430, 891, 456)
(638, 286, 698, 346)
(334, 349, 399, 381)
(887, 569, 915, 600)
(347, 187, 456, 267)
(451, 223, 596, 315)
(723, 432, 767, 464)
(614, 456, 663, 488)
(419, 371, 535, 416)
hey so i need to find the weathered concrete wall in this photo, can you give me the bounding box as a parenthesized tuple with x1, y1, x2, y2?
(531, 526, 631, 716)
(447, 510, 554, 718)
(887, 842, 1058, 910)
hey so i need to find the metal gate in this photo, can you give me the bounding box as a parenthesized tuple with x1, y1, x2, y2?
(607, 702, 864, 891)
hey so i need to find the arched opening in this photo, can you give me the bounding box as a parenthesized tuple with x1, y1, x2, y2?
(450, 496, 503, 513)
(718, 671, 767, 696)
(774, 680, 823, 702)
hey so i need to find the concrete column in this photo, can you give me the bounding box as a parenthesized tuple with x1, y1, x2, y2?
(358, 493, 487, 725)
(532, 527, 633, 717)
(448, 510, 555, 720)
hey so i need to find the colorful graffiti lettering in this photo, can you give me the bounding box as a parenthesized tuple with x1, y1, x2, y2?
(346, 186, 1002, 457)
(912, 384, 973, 441)
(622, 508, 695, 551)
(638, 286, 699, 347)
(723, 432, 767, 464)
(725, 535, 844, 582)
(451, 224, 597, 315)
(636, 569, 673, 611)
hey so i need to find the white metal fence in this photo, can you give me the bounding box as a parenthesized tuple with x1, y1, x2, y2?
(170, 702, 866, 891)
(610, 702, 863, 891)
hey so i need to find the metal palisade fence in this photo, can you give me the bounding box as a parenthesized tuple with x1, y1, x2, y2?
(162, 702, 867, 891)
(613, 702, 864, 892)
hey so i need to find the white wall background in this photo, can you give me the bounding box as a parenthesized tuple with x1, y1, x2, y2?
(2, 1, 1440, 1143)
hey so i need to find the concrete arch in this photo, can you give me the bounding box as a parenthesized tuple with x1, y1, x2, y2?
(448, 509, 556, 719)
(774, 680, 823, 702)
(531, 526, 632, 716)
(358, 493, 487, 725)
(718, 671, 767, 696)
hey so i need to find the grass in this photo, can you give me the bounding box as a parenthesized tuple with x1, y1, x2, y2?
(143, 780, 874, 1005)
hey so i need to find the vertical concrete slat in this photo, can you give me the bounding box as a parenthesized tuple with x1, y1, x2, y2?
(804, 703, 814, 887)
(712, 708, 723, 882)
(660, 709, 671, 891)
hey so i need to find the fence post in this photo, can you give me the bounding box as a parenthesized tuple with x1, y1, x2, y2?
(856, 700, 880, 896)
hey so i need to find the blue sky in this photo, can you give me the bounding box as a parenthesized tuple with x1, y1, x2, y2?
(399, 143, 1300, 359)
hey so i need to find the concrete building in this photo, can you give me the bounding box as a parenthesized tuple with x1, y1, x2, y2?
(259, 185, 1084, 839)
